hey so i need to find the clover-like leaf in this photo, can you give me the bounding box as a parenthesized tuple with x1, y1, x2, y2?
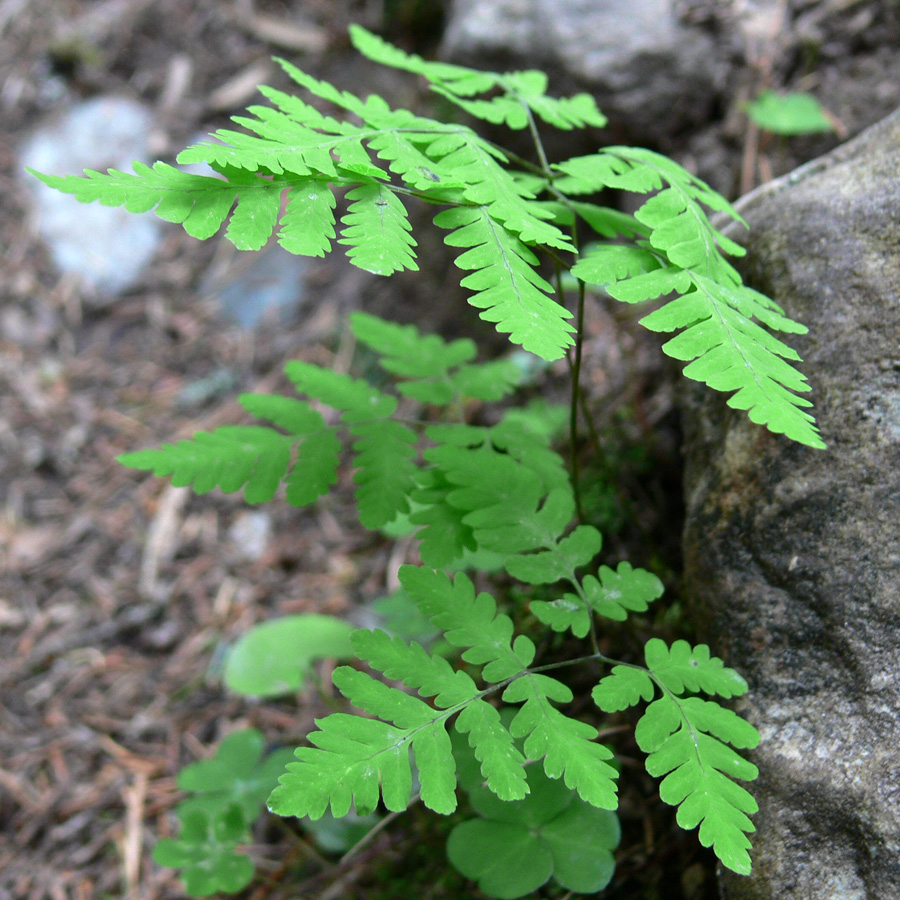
(447, 765, 620, 898)
(153, 805, 254, 897)
(177, 729, 295, 821)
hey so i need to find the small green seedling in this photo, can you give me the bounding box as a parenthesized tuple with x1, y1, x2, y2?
(156, 729, 294, 893)
(746, 90, 835, 136)
(152, 805, 254, 896)
(223, 614, 355, 698)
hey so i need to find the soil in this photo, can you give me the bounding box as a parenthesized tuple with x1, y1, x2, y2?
(0, 3, 893, 900)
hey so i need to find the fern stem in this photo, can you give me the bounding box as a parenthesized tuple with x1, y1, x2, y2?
(338, 797, 417, 865)
(568, 279, 587, 524)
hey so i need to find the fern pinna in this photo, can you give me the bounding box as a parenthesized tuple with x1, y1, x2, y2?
(28, 25, 822, 892)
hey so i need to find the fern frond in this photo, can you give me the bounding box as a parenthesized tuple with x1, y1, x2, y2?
(504, 524, 602, 584)
(399, 566, 534, 682)
(283, 361, 417, 525)
(237, 393, 324, 434)
(434, 71, 606, 133)
(500, 70, 607, 130)
(31, 163, 279, 249)
(568, 202, 649, 239)
(639, 274, 823, 447)
(351, 629, 530, 800)
(409, 469, 477, 568)
(454, 701, 530, 800)
(338, 183, 418, 275)
(332, 666, 458, 812)
(350, 310, 479, 404)
(351, 628, 479, 707)
(118, 426, 292, 504)
(349, 25, 604, 132)
(565, 152, 821, 446)
(581, 562, 665, 622)
(593, 638, 760, 874)
(435, 206, 574, 360)
(283, 361, 396, 421)
(348, 24, 497, 96)
(643, 638, 750, 698)
(570, 244, 661, 287)
(351, 420, 417, 528)
(277, 180, 336, 256)
(590, 665, 654, 711)
(503, 677, 618, 809)
(431, 142, 574, 252)
(638, 696, 759, 875)
(268, 711, 421, 818)
(284, 429, 341, 507)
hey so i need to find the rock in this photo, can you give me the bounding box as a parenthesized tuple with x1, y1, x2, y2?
(227, 511, 272, 563)
(441, 0, 722, 138)
(20, 96, 164, 302)
(202, 244, 307, 329)
(680, 109, 900, 899)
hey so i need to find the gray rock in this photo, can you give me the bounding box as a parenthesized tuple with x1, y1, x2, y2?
(681, 109, 900, 899)
(202, 244, 307, 330)
(441, 0, 722, 137)
(20, 96, 163, 301)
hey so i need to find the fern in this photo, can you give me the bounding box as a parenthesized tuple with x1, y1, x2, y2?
(564, 148, 823, 448)
(30, 26, 831, 894)
(271, 566, 618, 820)
(30, 26, 822, 444)
(593, 638, 760, 875)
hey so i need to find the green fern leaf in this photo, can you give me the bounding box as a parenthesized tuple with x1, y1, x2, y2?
(348, 24, 497, 96)
(570, 244, 661, 287)
(409, 469, 477, 568)
(278, 180, 337, 256)
(503, 678, 618, 809)
(283, 361, 396, 421)
(505, 525, 602, 584)
(399, 566, 534, 682)
(639, 274, 823, 447)
(501, 70, 607, 130)
(435, 71, 606, 132)
(449, 359, 520, 402)
(237, 393, 324, 434)
(276, 666, 459, 816)
(268, 712, 416, 818)
(594, 639, 759, 873)
(643, 638, 749, 698)
(435, 206, 574, 360)
(530, 597, 592, 639)
(285, 429, 340, 507)
(431, 140, 574, 252)
(591, 665, 655, 711)
(350, 311, 479, 404)
(29, 163, 281, 248)
(569, 202, 650, 239)
(351, 629, 478, 707)
(581, 562, 665, 622)
(118, 426, 291, 503)
(636, 696, 759, 875)
(256, 83, 354, 132)
(351, 420, 417, 529)
(339, 631, 529, 802)
(339, 183, 418, 275)
(454, 701, 529, 801)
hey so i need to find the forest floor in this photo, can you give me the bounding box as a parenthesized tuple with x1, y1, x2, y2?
(3, 2, 890, 899)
